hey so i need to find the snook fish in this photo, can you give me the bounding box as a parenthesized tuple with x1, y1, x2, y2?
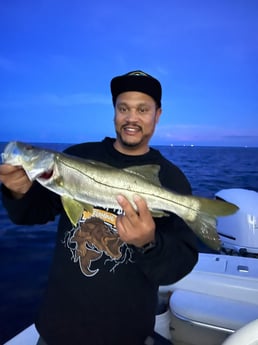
(1, 141, 239, 250)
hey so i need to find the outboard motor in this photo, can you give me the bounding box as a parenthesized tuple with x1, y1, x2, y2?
(215, 189, 258, 257)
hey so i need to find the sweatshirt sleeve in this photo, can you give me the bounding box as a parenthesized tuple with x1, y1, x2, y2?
(130, 155, 199, 286)
(132, 214, 199, 286)
(1, 181, 62, 225)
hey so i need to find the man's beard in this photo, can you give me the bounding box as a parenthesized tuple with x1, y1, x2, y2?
(116, 131, 144, 148)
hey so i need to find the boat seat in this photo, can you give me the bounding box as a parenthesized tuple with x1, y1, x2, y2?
(221, 319, 258, 345)
(170, 289, 258, 332)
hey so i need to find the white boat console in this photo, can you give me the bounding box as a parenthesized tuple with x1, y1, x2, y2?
(159, 253, 258, 345)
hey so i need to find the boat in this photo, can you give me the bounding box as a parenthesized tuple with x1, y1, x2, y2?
(157, 188, 258, 344)
(4, 189, 258, 345)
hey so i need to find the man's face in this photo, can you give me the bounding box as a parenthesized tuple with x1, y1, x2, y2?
(114, 91, 161, 154)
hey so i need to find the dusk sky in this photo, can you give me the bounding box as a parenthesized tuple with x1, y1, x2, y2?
(1, 0, 257, 147)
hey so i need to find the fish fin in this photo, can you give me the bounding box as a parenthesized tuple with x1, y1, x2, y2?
(124, 165, 162, 186)
(150, 209, 170, 218)
(185, 216, 221, 251)
(61, 196, 85, 226)
(82, 203, 94, 214)
(196, 197, 239, 217)
(185, 197, 239, 250)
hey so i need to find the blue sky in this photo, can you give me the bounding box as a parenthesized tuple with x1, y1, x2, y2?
(1, 0, 257, 147)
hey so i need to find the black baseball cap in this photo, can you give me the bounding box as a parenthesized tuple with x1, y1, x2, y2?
(110, 70, 162, 108)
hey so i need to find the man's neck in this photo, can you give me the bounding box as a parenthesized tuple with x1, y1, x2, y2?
(113, 140, 150, 156)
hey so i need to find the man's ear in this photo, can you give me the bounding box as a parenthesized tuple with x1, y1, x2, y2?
(155, 108, 162, 124)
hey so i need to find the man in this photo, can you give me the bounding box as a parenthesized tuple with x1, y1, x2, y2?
(0, 70, 198, 345)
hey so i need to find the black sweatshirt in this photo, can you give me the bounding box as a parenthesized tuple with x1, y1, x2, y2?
(2, 137, 198, 345)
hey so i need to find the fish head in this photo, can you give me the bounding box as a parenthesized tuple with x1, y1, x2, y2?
(2, 141, 55, 181)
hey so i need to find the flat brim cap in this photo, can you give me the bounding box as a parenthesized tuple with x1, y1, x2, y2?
(110, 70, 162, 108)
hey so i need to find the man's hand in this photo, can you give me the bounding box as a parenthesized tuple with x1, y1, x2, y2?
(0, 164, 32, 199)
(116, 194, 155, 248)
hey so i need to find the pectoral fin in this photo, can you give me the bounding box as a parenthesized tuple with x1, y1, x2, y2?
(61, 196, 94, 226)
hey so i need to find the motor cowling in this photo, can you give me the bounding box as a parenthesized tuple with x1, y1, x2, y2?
(215, 189, 258, 257)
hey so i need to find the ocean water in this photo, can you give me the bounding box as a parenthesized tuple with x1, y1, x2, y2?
(0, 142, 258, 343)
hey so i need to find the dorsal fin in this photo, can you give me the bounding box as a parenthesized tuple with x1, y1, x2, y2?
(123, 165, 162, 187)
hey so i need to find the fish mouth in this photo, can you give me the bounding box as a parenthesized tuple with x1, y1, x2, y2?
(39, 169, 54, 180)
(31, 151, 56, 181)
(37, 161, 55, 181)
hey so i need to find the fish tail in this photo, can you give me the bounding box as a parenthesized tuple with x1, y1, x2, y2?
(185, 197, 239, 250)
(185, 214, 221, 250)
(197, 197, 239, 217)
